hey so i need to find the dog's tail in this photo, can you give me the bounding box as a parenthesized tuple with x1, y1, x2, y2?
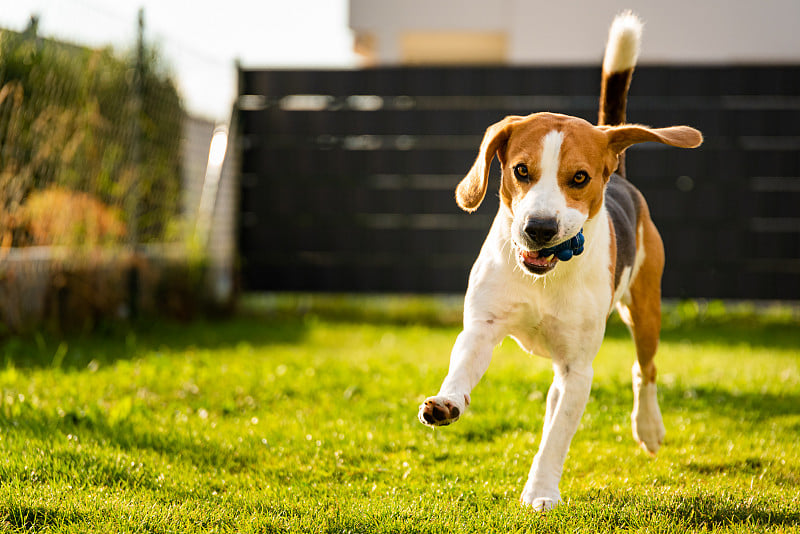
(598, 11, 643, 177)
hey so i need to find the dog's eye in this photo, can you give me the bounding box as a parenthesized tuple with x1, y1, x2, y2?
(514, 163, 529, 182)
(571, 171, 590, 187)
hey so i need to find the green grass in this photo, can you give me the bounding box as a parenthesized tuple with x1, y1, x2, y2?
(0, 296, 799, 533)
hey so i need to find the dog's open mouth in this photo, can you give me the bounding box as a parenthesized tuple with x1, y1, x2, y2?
(518, 249, 558, 275)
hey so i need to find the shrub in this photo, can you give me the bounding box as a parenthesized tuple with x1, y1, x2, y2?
(17, 187, 126, 247)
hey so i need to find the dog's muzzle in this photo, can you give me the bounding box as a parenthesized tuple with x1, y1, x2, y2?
(517, 229, 585, 275)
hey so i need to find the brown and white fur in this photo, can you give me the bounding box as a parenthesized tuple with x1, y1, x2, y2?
(418, 11, 703, 511)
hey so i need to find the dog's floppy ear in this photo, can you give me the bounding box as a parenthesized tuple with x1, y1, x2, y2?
(605, 124, 703, 154)
(456, 116, 522, 212)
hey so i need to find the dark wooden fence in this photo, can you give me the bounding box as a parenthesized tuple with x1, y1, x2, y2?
(237, 66, 800, 299)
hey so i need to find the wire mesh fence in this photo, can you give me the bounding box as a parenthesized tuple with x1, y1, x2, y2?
(0, 13, 235, 333)
(0, 15, 184, 249)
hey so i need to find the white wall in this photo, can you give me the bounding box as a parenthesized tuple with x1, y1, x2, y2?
(350, 0, 800, 65)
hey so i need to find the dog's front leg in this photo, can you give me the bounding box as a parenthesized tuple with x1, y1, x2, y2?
(521, 361, 593, 511)
(418, 325, 500, 427)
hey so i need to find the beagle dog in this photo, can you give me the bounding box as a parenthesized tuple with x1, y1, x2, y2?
(418, 12, 703, 511)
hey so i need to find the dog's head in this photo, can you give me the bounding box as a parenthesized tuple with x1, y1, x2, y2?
(456, 113, 702, 275)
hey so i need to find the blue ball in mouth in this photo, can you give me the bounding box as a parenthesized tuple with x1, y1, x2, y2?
(539, 229, 585, 262)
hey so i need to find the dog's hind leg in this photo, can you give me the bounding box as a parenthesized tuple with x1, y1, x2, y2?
(618, 217, 666, 454)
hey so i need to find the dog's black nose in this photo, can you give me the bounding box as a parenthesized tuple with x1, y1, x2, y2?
(524, 217, 559, 244)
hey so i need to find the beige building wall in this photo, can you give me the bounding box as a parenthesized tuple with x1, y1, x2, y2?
(400, 32, 507, 65)
(350, 0, 800, 65)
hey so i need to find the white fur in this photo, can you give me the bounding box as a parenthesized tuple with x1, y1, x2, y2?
(616, 223, 647, 312)
(612, 266, 633, 311)
(602, 11, 643, 73)
(512, 130, 585, 250)
(426, 201, 616, 510)
(631, 361, 666, 453)
(540, 130, 563, 180)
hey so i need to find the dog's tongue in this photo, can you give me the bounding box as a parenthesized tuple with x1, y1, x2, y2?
(521, 250, 555, 268)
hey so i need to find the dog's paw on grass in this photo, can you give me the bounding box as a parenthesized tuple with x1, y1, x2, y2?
(418, 394, 470, 427)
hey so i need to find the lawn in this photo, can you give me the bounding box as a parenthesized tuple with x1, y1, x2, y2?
(0, 296, 798, 533)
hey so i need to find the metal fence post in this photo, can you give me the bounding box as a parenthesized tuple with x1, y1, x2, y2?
(127, 8, 145, 319)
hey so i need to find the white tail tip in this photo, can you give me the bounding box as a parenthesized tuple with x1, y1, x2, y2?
(603, 10, 643, 73)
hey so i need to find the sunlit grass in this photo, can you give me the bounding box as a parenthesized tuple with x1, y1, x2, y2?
(0, 297, 798, 532)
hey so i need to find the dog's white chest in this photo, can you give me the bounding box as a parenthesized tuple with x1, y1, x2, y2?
(505, 276, 611, 361)
(465, 207, 614, 361)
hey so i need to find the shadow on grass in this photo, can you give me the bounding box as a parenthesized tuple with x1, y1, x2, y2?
(250, 294, 800, 352)
(571, 489, 800, 532)
(604, 317, 800, 352)
(2, 294, 798, 374)
(590, 379, 800, 422)
(655, 494, 800, 531)
(663, 385, 800, 422)
(1, 505, 85, 533)
(1, 403, 262, 495)
(685, 458, 800, 488)
(0, 294, 457, 371)
(0, 314, 310, 371)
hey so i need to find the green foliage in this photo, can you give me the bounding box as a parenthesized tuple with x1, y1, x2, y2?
(0, 300, 798, 532)
(0, 27, 183, 245)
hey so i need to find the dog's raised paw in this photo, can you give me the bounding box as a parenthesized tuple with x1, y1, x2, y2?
(418, 395, 466, 427)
